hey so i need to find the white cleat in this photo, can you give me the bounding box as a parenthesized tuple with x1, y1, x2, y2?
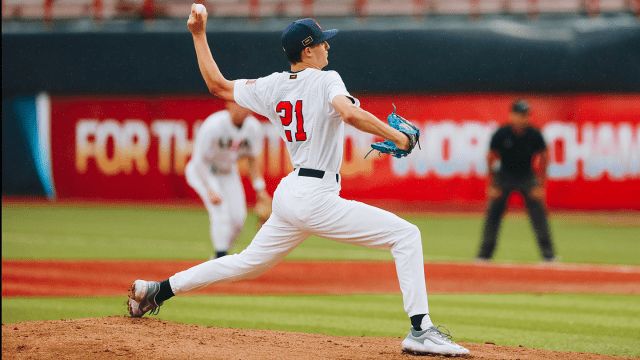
(402, 325, 470, 356)
(127, 297, 146, 318)
(127, 280, 163, 318)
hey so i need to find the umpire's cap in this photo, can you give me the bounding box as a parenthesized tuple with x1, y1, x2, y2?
(282, 19, 338, 55)
(511, 99, 530, 114)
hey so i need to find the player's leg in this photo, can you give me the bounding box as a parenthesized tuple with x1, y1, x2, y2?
(129, 174, 310, 316)
(129, 213, 308, 317)
(219, 172, 248, 253)
(167, 173, 308, 294)
(275, 172, 428, 319)
(278, 176, 425, 315)
(169, 211, 308, 294)
(185, 164, 230, 258)
(296, 186, 468, 355)
(521, 179, 556, 261)
(309, 195, 429, 317)
(477, 183, 511, 260)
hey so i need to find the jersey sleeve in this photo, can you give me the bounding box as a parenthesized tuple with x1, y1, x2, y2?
(234, 77, 271, 117)
(531, 129, 547, 153)
(325, 71, 360, 107)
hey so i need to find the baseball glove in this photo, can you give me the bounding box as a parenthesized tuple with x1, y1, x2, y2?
(255, 193, 272, 229)
(366, 105, 420, 159)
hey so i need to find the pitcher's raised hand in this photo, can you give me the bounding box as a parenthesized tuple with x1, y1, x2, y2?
(188, 3, 208, 36)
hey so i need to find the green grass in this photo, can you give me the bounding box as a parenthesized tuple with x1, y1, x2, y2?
(3, 294, 639, 357)
(2, 203, 640, 264)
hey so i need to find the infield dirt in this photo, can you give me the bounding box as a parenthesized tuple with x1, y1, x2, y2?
(3, 316, 635, 360)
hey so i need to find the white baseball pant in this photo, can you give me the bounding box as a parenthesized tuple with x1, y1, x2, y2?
(185, 163, 247, 253)
(171, 168, 430, 317)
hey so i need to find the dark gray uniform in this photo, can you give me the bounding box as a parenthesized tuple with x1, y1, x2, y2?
(477, 125, 556, 261)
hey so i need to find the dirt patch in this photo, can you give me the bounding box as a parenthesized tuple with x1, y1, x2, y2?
(3, 260, 640, 298)
(2, 316, 634, 360)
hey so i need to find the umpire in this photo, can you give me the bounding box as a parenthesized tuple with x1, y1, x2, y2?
(476, 99, 557, 262)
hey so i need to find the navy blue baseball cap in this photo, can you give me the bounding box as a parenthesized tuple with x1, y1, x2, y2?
(511, 99, 530, 114)
(281, 19, 338, 54)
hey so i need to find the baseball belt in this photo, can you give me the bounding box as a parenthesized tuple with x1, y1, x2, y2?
(298, 168, 339, 183)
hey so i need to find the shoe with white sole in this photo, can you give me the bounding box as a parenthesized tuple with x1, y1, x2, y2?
(128, 298, 148, 318)
(128, 280, 163, 318)
(402, 325, 470, 356)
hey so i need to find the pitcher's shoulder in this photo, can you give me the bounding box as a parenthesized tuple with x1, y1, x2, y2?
(323, 69, 343, 78)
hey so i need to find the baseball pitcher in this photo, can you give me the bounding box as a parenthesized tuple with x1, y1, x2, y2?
(128, 5, 469, 356)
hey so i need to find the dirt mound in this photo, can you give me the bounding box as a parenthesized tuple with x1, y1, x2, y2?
(2, 316, 633, 360)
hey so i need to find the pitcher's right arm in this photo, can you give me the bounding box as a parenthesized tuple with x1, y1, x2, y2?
(187, 4, 235, 101)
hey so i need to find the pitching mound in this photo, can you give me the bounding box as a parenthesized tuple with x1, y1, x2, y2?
(2, 316, 633, 360)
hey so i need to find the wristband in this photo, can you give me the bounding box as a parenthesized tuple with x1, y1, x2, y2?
(252, 178, 266, 192)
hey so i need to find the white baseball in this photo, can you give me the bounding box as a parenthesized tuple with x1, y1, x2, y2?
(194, 4, 207, 15)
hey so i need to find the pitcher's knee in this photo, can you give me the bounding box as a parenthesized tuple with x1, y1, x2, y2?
(408, 224, 422, 245)
(394, 223, 422, 249)
(397, 219, 419, 235)
(234, 251, 281, 280)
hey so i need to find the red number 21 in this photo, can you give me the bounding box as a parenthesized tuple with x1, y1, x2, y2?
(276, 100, 307, 142)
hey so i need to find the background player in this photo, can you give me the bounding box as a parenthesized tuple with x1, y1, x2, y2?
(128, 5, 469, 356)
(476, 99, 557, 262)
(185, 101, 269, 259)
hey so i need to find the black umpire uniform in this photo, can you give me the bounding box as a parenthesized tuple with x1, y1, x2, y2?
(477, 99, 556, 262)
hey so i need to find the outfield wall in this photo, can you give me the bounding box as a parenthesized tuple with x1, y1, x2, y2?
(13, 93, 636, 210)
(3, 21, 640, 95)
(3, 19, 640, 209)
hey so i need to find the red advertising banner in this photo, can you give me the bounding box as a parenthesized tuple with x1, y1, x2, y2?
(50, 94, 640, 210)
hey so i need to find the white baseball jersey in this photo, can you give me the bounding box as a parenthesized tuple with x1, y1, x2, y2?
(234, 69, 359, 173)
(188, 110, 263, 175)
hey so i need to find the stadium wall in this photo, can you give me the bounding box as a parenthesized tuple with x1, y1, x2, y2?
(3, 22, 640, 209)
(2, 25, 640, 95)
